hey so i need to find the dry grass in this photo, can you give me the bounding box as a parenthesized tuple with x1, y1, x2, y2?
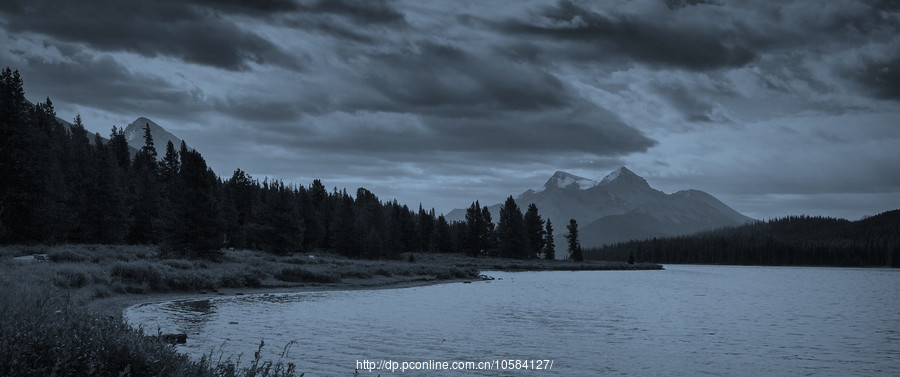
(0, 258, 297, 377)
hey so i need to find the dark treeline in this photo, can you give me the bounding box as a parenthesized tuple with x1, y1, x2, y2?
(0, 68, 559, 260)
(585, 211, 900, 267)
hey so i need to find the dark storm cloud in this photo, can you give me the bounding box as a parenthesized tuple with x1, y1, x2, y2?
(354, 41, 570, 114)
(302, 0, 406, 25)
(271, 0, 407, 43)
(855, 56, 900, 100)
(212, 97, 307, 123)
(15, 51, 204, 119)
(0, 0, 299, 71)
(664, 0, 709, 10)
(253, 103, 656, 166)
(190, 0, 301, 14)
(496, 0, 756, 70)
(654, 84, 716, 123)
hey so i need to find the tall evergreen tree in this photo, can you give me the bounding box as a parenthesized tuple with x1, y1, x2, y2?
(108, 126, 130, 171)
(544, 219, 556, 260)
(255, 180, 303, 255)
(465, 201, 488, 256)
(431, 214, 452, 253)
(140, 123, 157, 161)
(164, 141, 222, 258)
(523, 203, 545, 259)
(497, 196, 527, 259)
(222, 168, 254, 249)
(566, 219, 583, 261)
(417, 205, 434, 252)
(159, 140, 179, 179)
(126, 123, 160, 244)
(89, 132, 128, 243)
(481, 205, 496, 254)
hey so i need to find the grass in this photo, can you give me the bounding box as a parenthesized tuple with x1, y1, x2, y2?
(0, 244, 661, 376)
(0, 259, 296, 377)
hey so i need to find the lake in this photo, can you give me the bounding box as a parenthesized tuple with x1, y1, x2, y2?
(125, 265, 900, 376)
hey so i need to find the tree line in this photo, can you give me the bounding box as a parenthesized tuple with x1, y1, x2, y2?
(1, 67, 585, 260)
(584, 212, 900, 267)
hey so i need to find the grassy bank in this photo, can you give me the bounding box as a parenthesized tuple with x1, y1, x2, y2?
(0, 244, 661, 376)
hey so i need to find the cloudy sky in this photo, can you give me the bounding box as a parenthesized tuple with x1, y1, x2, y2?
(1, 0, 898, 220)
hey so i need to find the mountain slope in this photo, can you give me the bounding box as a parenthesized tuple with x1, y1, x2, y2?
(124, 117, 186, 156)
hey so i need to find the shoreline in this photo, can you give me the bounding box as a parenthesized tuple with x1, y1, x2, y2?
(91, 275, 475, 319)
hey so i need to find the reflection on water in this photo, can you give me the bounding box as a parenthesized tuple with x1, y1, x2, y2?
(126, 267, 900, 376)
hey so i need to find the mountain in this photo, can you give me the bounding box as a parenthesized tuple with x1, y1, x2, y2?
(447, 167, 753, 248)
(124, 117, 186, 157)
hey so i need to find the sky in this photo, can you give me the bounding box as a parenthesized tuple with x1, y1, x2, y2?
(1, 0, 898, 220)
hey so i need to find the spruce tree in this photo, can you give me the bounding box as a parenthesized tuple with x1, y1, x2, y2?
(108, 126, 130, 171)
(417, 205, 434, 252)
(497, 196, 527, 259)
(566, 219, 582, 261)
(164, 141, 222, 258)
(523, 203, 545, 259)
(465, 201, 487, 256)
(126, 123, 160, 244)
(431, 214, 452, 253)
(544, 219, 556, 260)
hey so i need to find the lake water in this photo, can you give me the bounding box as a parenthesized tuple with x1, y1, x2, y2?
(125, 266, 900, 376)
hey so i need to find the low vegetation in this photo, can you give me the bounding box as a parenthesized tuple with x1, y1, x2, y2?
(0, 252, 299, 377)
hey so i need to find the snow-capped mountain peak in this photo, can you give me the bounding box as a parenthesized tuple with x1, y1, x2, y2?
(544, 171, 598, 191)
(600, 166, 635, 184)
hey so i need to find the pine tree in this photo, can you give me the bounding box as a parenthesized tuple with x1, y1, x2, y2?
(126, 123, 160, 244)
(465, 201, 487, 257)
(255, 180, 303, 255)
(140, 123, 157, 161)
(544, 219, 556, 260)
(159, 140, 179, 179)
(497, 196, 527, 259)
(417, 205, 434, 252)
(163, 141, 222, 258)
(523, 203, 545, 259)
(431, 214, 452, 253)
(90, 133, 128, 243)
(566, 219, 582, 261)
(65, 114, 96, 242)
(481, 205, 496, 255)
(108, 126, 130, 171)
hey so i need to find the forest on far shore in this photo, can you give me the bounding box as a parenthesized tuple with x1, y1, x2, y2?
(585, 211, 900, 267)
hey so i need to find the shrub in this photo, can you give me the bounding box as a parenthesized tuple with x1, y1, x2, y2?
(48, 249, 86, 263)
(92, 285, 112, 298)
(110, 261, 164, 291)
(52, 267, 89, 288)
(162, 259, 194, 270)
(283, 257, 307, 265)
(340, 270, 372, 279)
(219, 272, 263, 288)
(275, 267, 340, 283)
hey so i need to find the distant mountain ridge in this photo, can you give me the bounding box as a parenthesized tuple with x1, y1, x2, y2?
(447, 167, 753, 248)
